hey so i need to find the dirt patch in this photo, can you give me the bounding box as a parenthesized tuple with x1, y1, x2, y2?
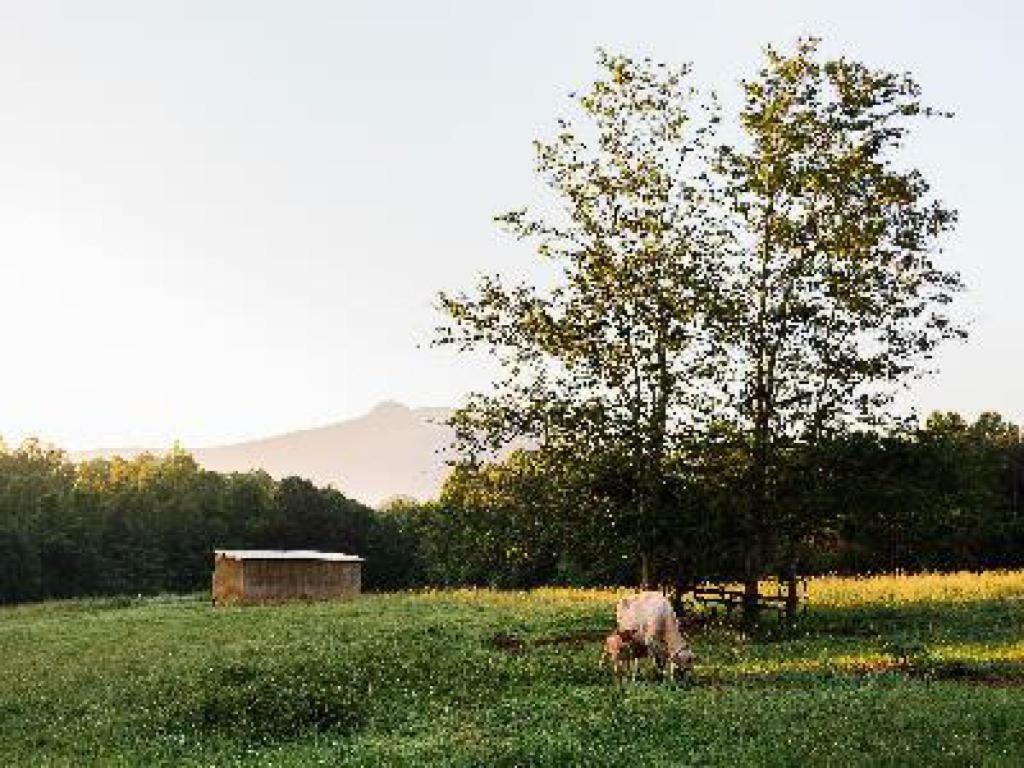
(487, 632, 527, 653)
(916, 663, 1024, 687)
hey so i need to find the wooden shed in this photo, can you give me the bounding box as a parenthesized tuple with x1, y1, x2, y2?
(212, 550, 364, 606)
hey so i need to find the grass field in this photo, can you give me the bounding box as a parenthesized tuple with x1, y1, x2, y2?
(3, 572, 1024, 766)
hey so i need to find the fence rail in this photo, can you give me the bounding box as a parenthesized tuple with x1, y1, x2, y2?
(684, 578, 808, 617)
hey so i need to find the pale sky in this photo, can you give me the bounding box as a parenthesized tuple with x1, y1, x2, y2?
(1, 1, 1020, 450)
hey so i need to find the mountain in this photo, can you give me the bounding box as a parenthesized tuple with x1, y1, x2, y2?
(74, 402, 457, 507)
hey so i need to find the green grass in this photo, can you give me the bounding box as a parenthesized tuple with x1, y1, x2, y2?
(3, 575, 1024, 766)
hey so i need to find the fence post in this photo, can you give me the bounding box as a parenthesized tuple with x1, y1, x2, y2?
(784, 563, 799, 620)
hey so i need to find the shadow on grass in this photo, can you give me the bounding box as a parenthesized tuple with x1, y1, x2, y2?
(159, 657, 370, 744)
(489, 598, 1024, 652)
(694, 657, 1024, 691)
(680, 597, 1024, 647)
(798, 599, 1024, 645)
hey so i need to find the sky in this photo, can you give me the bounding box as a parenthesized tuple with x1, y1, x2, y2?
(0, 0, 1020, 450)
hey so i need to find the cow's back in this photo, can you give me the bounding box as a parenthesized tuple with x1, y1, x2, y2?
(616, 591, 670, 636)
(615, 591, 687, 657)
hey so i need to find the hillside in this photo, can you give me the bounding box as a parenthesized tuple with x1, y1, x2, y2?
(75, 402, 456, 507)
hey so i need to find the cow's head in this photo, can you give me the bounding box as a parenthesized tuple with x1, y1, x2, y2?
(670, 647, 696, 676)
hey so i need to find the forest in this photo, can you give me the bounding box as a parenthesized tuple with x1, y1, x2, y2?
(0, 409, 1020, 604)
(0, 443, 415, 603)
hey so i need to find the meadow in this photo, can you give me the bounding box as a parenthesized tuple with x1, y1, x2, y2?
(3, 572, 1024, 766)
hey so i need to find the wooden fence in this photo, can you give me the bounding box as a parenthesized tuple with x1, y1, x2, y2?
(681, 577, 808, 619)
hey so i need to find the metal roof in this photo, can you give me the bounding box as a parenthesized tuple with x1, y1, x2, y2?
(214, 549, 364, 562)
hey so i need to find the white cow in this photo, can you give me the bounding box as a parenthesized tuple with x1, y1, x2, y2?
(615, 591, 695, 680)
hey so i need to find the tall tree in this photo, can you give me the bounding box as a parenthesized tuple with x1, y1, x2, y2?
(436, 41, 964, 611)
(435, 52, 730, 584)
(717, 39, 964, 616)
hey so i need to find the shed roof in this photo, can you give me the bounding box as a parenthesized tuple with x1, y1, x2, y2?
(214, 549, 364, 562)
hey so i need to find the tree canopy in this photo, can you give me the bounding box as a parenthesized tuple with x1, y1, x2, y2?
(435, 40, 965, 608)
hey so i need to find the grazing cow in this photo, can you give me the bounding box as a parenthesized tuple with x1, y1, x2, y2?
(615, 591, 695, 681)
(600, 628, 649, 682)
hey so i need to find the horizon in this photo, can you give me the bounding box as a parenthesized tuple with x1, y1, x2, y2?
(2, 1, 1021, 451)
(66, 399, 453, 455)
(7, 397, 1020, 458)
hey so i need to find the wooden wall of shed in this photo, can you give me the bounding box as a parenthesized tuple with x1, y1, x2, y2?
(212, 555, 245, 606)
(226, 560, 361, 604)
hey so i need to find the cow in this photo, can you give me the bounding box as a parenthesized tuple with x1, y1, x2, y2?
(600, 628, 649, 682)
(615, 591, 695, 681)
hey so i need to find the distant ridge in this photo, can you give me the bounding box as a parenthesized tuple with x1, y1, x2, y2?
(73, 402, 457, 507)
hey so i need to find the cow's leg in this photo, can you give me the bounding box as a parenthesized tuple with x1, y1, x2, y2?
(649, 638, 666, 675)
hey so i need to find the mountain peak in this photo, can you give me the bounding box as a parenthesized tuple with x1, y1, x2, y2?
(72, 401, 458, 507)
(368, 400, 412, 417)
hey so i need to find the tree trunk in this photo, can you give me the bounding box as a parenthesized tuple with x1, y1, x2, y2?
(742, 544, 761, 627)
(640, 550, 653, 589)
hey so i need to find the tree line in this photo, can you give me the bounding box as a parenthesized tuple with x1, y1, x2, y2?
(387, 411, 1023, 589)
(0, 442, 416, 604)
(1, 407, 1019, 604)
